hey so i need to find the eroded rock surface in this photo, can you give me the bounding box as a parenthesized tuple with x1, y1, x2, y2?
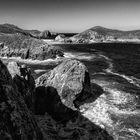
(0, 60, 43, 140)
(7, 62, 35, 110)
(34, 59, 113, 140)
(0, 33, 63, 60)
(36, 59, 92, 111)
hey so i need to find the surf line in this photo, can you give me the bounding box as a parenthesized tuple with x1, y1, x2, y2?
(99, 54, 140, 88)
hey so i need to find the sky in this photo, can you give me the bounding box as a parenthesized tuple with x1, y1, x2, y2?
(0, 0, 140, 32)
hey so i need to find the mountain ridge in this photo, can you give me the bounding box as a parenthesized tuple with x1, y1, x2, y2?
(72, 26, 140, 43)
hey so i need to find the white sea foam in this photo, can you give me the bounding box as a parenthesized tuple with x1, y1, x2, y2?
(108, 71, 140, 88)
(96, 54, 140, 88)
(99, 54, 114, 72)
(34, 69, 47, 74)
(0, 56, 62, 65)
(64, 52, 96, 60)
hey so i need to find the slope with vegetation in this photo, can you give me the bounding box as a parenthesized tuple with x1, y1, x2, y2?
(72, 26, 140, 43)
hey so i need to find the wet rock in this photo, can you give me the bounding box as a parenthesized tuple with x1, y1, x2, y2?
(36, 59, 92, 111)
(0, 60, 43, 140)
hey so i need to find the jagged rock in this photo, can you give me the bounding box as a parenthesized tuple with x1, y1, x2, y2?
(35, 59, 113, 140)
(36, 59, 92, 111)
(34, 85, 78, 122)
(0, 60, 43, 140)
(7, 61, 21, 78)
(39, 30, 51, 39)
(0, 42, 4, 50)
(55, 34, 65, 42)
(0, 33, 63, 60)
(7, 62, 35, 110)
(36, 111, 113, 140)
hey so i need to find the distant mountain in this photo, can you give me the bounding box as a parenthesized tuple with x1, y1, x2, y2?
(0, 23, 32, 36)
(25, 29, 41, 37)
(0, 23, 77, 40)
(71, 26, 140, 43)
(0, 24, 53, 39)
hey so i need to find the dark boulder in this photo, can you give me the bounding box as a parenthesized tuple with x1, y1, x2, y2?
(0, 42, 4, 50)
(0, 60, 43, 140)
(34, 86, 78, 122)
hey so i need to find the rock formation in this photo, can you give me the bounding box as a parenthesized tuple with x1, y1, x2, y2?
(36, 59, 92, 111)
(34, 59, 113, 140)
(39, 30, 51, 39)
(55, 34, 66, 42)
(0, 59, 43, 140)
(0, 33, 63, 60)
(7, 62, 35, 110)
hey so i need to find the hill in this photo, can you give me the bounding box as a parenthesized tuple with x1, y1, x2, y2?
(0, 23, 32, 36)
(71, 26, 140, 43)
(0, 33, 63, 60)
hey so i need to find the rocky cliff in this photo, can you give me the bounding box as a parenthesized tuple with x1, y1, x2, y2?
(7, 62, 35, 111)
(0, 33, 63, 60)
(0, 60, 43, 140)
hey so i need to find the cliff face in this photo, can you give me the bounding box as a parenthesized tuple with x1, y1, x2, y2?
(7, 62, 35, 111)
(0, 33, 63, 60)
(0, 60, 43, 140)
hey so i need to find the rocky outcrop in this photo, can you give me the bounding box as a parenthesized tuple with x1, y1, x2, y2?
(39, 30, 51, 39)
(34, 59, 113, 140)
(0, 33, 64, 60)
(55, 34, 65, 42)
(7, 62, 35, 110)
(0, 60, 43, 140)
(0, 42, 4, 50)
(0, 23, 31, 36)
(35, 59, 92, 111)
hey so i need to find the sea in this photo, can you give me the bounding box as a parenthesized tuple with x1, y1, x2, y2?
(2, 42, 140, 138)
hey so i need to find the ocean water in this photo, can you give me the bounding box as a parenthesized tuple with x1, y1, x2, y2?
(55, 43, 140, 139)
(2, 42, 140, 139)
